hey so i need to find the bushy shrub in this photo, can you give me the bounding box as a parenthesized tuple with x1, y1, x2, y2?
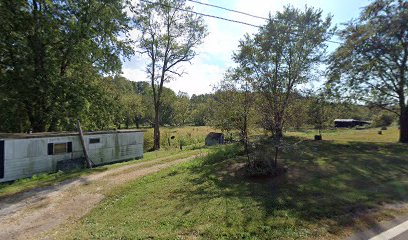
(245, 160, 276, 176)
(372, 113, 394, 127)
(204, 144, 242, 164)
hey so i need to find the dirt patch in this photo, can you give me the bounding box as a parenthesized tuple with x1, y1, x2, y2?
(0, 153, 205, 240)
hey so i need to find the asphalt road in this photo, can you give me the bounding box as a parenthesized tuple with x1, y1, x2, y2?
(348, 215, 408, 240)
(390, 229, 408, 240)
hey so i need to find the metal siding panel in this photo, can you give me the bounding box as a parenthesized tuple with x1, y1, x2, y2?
(0, 140, 4, 178)
(0, 133, 144, 182)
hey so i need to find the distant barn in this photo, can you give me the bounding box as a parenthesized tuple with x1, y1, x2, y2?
(205, 132, 224, 146)
(334, 119, 371, 128)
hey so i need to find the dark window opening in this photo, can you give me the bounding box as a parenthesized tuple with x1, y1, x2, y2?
(54, 143, 67, 154)
(48, 142, 72, 155)
(89, 138, 100, 144)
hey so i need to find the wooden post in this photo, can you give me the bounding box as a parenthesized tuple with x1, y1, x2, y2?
(77, 120, 92, 168)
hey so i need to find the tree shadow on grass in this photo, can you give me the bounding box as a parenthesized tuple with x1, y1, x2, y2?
(171, 139, 408, 238)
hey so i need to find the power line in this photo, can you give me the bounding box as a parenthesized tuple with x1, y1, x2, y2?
(139, 0, 260, 28)
(186, 0, 342, 44)
(186, 0, 268, 20)
(138, 0, 342, 44)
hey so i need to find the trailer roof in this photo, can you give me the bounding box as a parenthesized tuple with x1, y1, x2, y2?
(0, 129, 145, 139)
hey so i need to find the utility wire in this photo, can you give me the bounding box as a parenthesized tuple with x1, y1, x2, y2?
(186, 0, 342, 44)
(138, 0, 342, 44)
(139, 0, 260, 27)
(186, 0, 268, 20)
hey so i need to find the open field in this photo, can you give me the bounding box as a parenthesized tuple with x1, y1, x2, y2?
(1, 126, 407, 239)
(143, 126, 217, 151)
(54, 127, 408, 239)
(287, 126, 399, 143)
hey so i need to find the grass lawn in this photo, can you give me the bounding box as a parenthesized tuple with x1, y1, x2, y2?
(58, 128, 408, 239)
(287, 126, 399, 143)
(143, 126, 217, 151)
(0, 147, 207, 198)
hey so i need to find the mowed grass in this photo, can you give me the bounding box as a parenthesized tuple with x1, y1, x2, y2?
(60, 128, 408, 239)
(0, 147, 207, 198)
(143, 126, 217, 151)
(287, 126, 399, 143)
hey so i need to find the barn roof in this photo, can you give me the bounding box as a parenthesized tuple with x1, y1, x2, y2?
(334, 119, 371, 123)
(206, 132, 224, 138)
(334, 119, 355, 122)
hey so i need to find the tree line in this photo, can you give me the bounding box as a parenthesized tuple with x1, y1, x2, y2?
(0, 0, 406, 147)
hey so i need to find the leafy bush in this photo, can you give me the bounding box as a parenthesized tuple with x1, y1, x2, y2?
(204, 144, 242, 164)
(245, 160, 276, 176)
(373, 113, 394, 127)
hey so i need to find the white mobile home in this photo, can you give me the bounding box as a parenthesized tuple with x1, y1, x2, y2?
(0, 130, 144, 182)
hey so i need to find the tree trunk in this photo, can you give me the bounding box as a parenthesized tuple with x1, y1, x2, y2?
(399, 107, 408, 143)
(32, 123, 46, 133)
(27, 108, 46, 132)
(135, 117, 140, 129)
(272, 110, 284, 140)
(274, 128, 283, 139)
(154, 107, 161, 150)
(48, 116, 58, 132)
(125, 117, 129, 129)
(274, 146, 279, 168)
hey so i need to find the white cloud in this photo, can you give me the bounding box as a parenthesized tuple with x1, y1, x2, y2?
(122, 0, 371, 95)
(122, 67, 145, 82)
(167, 56, 225, 96)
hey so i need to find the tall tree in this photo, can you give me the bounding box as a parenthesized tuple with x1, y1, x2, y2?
(212, 68, 255, 162)
(234, 6, 333, 139)
(173, 91, 191, 126)
(0, 0, 132, 132)
(307, 90, 331, 136)
(328, 0, 408, 142)
(190, 94, 213, 126)
(132, 0, 207, 150)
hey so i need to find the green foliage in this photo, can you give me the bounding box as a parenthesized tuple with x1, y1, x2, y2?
(143, 126, 214, 151)
(328, 0, 408, 142)
(306, 90, 333, 133)
(234, 6, 333, 138)
(0, 0, 132, 132)
(190, 94, 214, 126)
(132, 0, 208, 149)
(173, 92, 191, 126)
(372, 113, 395, 127)
(211, 68, 257, 139)
(285, 93, 309, 130)
(211, 88, 251, 133)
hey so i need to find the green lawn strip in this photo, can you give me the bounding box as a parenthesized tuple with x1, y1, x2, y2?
(286, 127, 399, 143)
(62, 140, 408, 240)
(105, 148, 210, 178)
(0, 147, 206, 198)
(143, 126, 217, 150)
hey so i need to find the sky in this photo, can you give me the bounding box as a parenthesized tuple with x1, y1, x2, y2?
(122, 0, 372, 96)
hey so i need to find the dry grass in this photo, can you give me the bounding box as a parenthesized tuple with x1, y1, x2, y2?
(286, 127, 399, 143)
(143, 126, 217, 151)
